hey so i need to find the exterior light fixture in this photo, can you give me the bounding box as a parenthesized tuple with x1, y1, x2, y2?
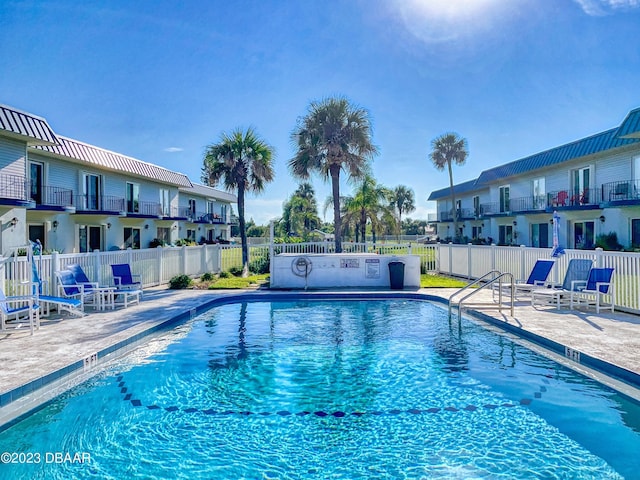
(512, 220, 517, 226)
(9, 217, 18, 227)
(52, 220, 59, 231)
(106, 222, 111, 229)
(145, 224, 149, 229)
(599, 215, 606, 223)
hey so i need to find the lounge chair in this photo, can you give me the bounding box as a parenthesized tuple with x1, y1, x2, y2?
(531, 258, 593, 309)
(110, 264, 142, 308)
(569, 267, 615, 313)
(29, 261, 84, 317)
(0, 287, 40, 335)
(492, 259, 555, 300)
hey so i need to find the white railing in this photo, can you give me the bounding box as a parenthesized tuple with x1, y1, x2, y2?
(437, 243, 640, 314)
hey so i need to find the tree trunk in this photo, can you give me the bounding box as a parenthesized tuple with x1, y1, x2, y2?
(237, 183, 249, 277)
(330, 166, 342, 253)
(447, 160, 458, 241)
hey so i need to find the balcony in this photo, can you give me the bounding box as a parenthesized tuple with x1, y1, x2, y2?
(509, 195, 546, 213)
(125, 200, 162, 218)
(438, 208, 475, 221)
(546, 188, 601, 210)
(0, 173, 33, 207)
(601, 180, 640, 205)
(29, 185, 74, 212)
(74, 194, 125, 215)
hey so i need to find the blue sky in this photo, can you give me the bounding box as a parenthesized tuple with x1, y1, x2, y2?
(2, 0, 640, 224)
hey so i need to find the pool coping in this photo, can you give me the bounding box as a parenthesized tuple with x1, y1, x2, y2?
(2, 290, 640, 430)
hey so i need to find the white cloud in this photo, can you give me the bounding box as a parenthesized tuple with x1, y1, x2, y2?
(164, 147, 183, 153)
(573, 0, 640, 15)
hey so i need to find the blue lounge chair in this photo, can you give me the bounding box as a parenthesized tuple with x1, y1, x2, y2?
(55, 270, 96, 314)
(570, 267, 615, 313)
(531, 258, 593, 309)
(0, 287, 40, 335)
(30, 259, 84, 317)
(110, 264, 143, 291)
(493, 259, 555, 300)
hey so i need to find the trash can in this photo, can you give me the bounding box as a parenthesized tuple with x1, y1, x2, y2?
(388, 261, 405, 290)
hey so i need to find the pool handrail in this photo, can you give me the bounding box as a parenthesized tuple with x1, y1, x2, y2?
(453, 272, 515, 321)
(448, 270, 501, 320)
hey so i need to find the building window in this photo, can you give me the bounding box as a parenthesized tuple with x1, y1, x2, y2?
(473, 196, 480, 217)
(532, 177, 545, 209)
(79, 225, 103, 252)
(498, 225, 513, 245)
(499, 186, 510, 213)
(186, 229, 196, 241)
(126, 182, 140, 213)
(574, 221, 594, 249)
(124, 227, 141, 249)
(472, 226, 482, 240)
(188, 199, 196, 219)
(83, 173, 101, 210)
(160, 189, 170, 216)
(156, 227, 170, 245)
(531, 223, 549, 248)
(30, 161, 44, 205)
(28, 224, 45, 250)
(572, 167, 591, 204)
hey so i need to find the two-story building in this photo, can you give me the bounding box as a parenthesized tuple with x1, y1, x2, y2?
(428, 107, 640, 249)
(0, 104, 237, 254)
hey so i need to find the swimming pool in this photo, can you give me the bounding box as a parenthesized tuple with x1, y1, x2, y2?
(1, 299, 639, 479)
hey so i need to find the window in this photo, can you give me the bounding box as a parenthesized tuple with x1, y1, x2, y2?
(126, 182, 140, 213)
(156, 227, 170, 245)
(188, 199, 196, 219)
(574, 221, 594, 249)
(221, 204, 228, 222)
(186, 229, 196, 241)
(499, 186, 510, 213)
(632, 219, 640, 248)
(473, 196, 480, 217)
(572, 167, 591, 204)
(531, 223, 549, 248)
(498, 225, 513, 245)
(124, 227, 141, 249)
(472, 226, 482, 240)
(83, 173, 101, 210)
(30, 161, 44, 205)
(532, 178, 545, 209)
(79, 225, 103, 252)
(159, 189, 170, 216)
(28, 224, 45, 250)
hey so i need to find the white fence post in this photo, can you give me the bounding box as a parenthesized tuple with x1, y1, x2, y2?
(467, 243, 472, 279)
(92, 249, 100, 283)
(520, 244, 526, 281)
(448, 242, 453, 276)
(157, 246, 164, 284)
(595, 247, 603, 268)
(181, 245, 187, 274)
(51, 251, 59, 294)
(491, 243, 496, 271)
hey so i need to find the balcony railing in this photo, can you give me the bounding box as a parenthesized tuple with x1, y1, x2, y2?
(0, 173, 28, 201)
(126, 200, 162, 216)
(30, 185, 74, 208)
(547, 188, 601, 208)
(602, 180, 640, 203)
(509, 195, 547, 213)
(438, 208, 475, 221)
(75, 194, 125, 213)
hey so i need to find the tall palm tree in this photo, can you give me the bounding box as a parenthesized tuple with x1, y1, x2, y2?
(390, 185, 415, 240)
(289, 96, 378, 253)
(203, 127, 274, 276)
(282, 183, 320, 238)
(429, 133, 468, 240)
(340, 175, 392, 243)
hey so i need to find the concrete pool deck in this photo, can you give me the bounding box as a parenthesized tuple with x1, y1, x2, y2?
(1, 286, 640, 410)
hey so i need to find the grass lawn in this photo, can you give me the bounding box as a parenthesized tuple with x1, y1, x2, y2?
(207, 274, 270, 289)
(420, 274, 468, 288)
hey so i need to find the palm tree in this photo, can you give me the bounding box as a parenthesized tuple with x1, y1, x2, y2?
(339, 175, 392, 244)
(429, 133, 468, 240)
(282, 183, 320, 239)
(289, 96, 378, 253)
(390, 185, 415, 240)
(203, 127, 274, 276)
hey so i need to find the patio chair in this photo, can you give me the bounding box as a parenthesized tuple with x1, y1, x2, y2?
(531, 258, 593, 309)
(110, 264, 142, 308)
(569, 267, 615, 313)
(29, 261, 84, 317)
(492, 259, 555, 301)
(68, 264, 118, 310)
(111, 264, 143, 291)
(55, 270, 97, 314)
(0, 286, 40, 335)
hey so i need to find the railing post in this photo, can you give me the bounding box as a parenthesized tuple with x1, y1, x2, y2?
(215, 244, 222, 273)
(181, 245, 187, 274)
(408, 243, 412, 255)
(448, 242, 453, 277)
(491, 243, 496, 271)
(467, 243, 472, 280)
(51, 251, 60, 295)
(201, 244, 207, 275)
(520, 244, 526, 281)
(595, 247, 603, 268)
(92, 249, 100, 283)
(157, 246, 163, 284)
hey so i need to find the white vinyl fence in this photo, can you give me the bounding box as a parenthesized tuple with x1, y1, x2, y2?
(437, 243, 640, 314)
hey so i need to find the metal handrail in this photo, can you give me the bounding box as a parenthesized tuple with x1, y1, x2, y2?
(448, 270, 501, 319)
(454, 272, 515, 321)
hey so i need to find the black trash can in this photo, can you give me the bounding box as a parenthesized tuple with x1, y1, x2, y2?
(388, 261, 405, 290)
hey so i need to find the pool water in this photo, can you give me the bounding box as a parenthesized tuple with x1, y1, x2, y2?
(1, 300, 639, 479)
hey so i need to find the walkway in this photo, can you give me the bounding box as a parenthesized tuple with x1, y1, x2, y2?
(1, 287, 639, 412)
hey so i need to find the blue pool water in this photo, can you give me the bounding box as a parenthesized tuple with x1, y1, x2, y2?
(1, 300, 639, 479)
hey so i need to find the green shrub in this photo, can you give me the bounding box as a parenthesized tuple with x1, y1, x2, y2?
(595, 232, 623, 251)
(169, 274, 192, 289)
(228, 266, 243, 277)
(249, 254, 270, 274)
(218, 271, 231, 279)
(201, 272, 214, 282)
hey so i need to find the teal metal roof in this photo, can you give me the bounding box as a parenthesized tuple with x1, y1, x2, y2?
(476, 126, 640, 185)
(427, 179, 481, 201)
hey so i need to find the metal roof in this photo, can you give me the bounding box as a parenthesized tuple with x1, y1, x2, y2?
(0, 104, 59, 146)
(427, 179, 482, 201)
(33, 136, 193, 188)
(475, 127, 640, 185)
(180, 182, 237, 203)
(614, 107, 640, 139)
